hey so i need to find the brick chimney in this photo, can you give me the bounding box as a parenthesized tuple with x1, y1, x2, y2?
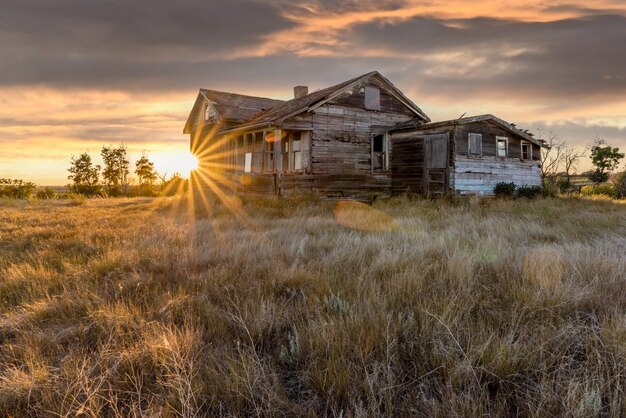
(294, 85, 308, 99)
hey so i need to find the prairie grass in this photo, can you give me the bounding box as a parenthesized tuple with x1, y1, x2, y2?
(0, 195, 625, 416)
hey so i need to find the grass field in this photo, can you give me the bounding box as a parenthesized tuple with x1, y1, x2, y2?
(0, 195, 625, 417)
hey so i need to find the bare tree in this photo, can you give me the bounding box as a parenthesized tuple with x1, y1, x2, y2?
(538, 130, 565, 191)
(562, 146, 586, 188)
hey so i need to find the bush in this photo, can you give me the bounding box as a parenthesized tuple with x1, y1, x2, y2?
(0, 178, 36, 199)
(517, 185, 542, 199)
(581, 184, 616, 198)
(36, 187, 57, 200)
(493, 182, 516, 197)
(588, 170, 609, 184)
(610, 171, 626, 199)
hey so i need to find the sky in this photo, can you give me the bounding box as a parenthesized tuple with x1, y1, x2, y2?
(1, 0, 626, 185)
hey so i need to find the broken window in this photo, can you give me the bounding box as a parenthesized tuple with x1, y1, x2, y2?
(364, 86, 381, 111)
(282, 132, 304, 172)
(496, 137, 508, 157)
(468, 133, 482, 156)
(521, 141, 531, 160)
(372, 134, 387, 172)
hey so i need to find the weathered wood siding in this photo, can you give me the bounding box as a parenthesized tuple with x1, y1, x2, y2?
(453, 156, 541, 195)
(455, 122, 540, 161)
(390, 137, 424, 195)
(330, 79, 415, 117)
(190, 79, 423, 200)
(278, 96, 416, 199)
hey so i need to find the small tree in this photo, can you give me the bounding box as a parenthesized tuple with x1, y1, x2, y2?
(135, 154, 158, 196)
(67, 152, 101, 196)
(101, 145, 130, 196)
(589, 138, 624, 183)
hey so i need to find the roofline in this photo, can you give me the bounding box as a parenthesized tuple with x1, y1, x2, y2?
(183, 89, 284, 134)
(183, 90, 205, 134)
(305, 71, 430, 122)
(391, 114, 546, 147)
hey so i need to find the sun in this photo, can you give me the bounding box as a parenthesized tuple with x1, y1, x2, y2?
(152, 151, 199, 178)
(182, 152, 199, 175)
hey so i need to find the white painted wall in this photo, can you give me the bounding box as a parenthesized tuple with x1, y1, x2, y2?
(452, 156, 541, 195)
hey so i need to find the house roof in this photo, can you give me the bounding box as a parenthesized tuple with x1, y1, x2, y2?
(215, 71, 431, 134)
(183, 90, 283, 134)
(391, 114, 546, 147)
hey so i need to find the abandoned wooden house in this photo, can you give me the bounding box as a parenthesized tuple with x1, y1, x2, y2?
(389, 114, 544, 196)
(184, 71, 544, 199)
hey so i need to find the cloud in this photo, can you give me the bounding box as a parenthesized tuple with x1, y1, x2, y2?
(346, 14, 626, 101)
(0, 0, 293, 88)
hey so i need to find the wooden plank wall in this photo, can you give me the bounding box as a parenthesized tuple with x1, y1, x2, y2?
(390, 137, 424, 195)
(454, 157, 542, 195)
(455, 122, 540, 161)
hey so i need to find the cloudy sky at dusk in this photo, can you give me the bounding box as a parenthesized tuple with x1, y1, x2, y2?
(1, 0, 626, 185)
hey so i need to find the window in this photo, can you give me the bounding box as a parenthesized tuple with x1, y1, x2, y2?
(252, 132, 264, 172)
(241, 130, 276, 173)
(372, 134, 387, 172)
(293, 134, 303, 171)
(282, 132, 304, 172)
(364, 86, 380, 111)
(264, 132, 275, 172)
(204, 104, 217, 123)
(521, 141, 531, 160)
(468, 133, 482, 156)
(496, 137, 508, 157)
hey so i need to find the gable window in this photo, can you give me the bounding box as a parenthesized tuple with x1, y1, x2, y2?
(496, 137, 508, 157)
(282, 132, 304, 172)
(468, 133, 482, 157)
(372, 134, 387, 172)
(364, 86, 381, 111)
(204, 104, 217, 123)
(521, 141, 531, 160)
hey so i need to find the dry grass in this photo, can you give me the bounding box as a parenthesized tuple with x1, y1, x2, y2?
(0, 194, 625, 417)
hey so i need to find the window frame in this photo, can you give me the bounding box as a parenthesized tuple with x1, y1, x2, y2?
(281, 131, 304, 173)
(467, 133, 483, 157)
(496, 136, 509, 158)
(371, 133, 388, 173)
(520, 141, 532, 161)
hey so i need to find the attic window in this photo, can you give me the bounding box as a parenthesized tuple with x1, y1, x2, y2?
(364, 86, 380, 111)
(204, 105, 217, 123)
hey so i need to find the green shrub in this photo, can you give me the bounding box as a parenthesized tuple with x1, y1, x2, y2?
(581, 184, 616, 198)
(517, 185, 542, 199)
(0, 178, 36, 199)
(493, 182, 516, 197)
(35, 187, 57, 200)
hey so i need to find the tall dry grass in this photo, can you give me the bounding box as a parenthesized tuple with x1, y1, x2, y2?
(0, 195, 625, 416)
